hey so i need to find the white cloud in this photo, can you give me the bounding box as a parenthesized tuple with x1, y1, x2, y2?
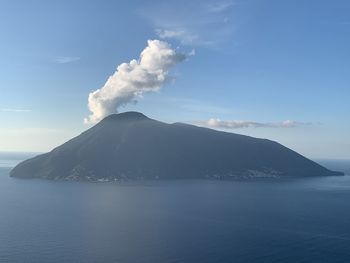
(54, 56, 81, 64)
(85, 40, 189, 124)
(1, 108, 31, 112)
(196, 118, 312, 129)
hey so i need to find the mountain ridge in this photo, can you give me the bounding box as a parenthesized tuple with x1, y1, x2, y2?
(10, 112, 344, 181)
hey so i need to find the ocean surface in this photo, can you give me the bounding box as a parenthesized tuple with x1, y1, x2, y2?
(1, 153, 350, 263)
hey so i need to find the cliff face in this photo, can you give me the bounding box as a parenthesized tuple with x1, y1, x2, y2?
(10, 112, 343, 181)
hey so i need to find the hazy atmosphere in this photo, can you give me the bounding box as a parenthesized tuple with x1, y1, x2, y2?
(1, 0, 350, 158)
(2, 1, 350, 263)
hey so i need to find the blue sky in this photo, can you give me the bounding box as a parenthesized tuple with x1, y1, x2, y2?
(0, 0, 349, 159)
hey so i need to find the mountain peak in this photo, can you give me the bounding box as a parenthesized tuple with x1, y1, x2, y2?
(101, 111, 149, 122)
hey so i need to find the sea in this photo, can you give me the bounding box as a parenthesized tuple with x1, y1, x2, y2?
(1, 152, 350, 263)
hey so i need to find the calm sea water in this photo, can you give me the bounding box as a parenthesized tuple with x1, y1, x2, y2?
(1, 153, 350, 263)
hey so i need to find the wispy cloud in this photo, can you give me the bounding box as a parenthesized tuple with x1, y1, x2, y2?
(205, 1, 235, 13)
(155, 29, 199, 45)
(53, 56, 81, 64)
(1, 108, 32, 113)
(195, 119, 312, 129)
(140, 0, 237, 47)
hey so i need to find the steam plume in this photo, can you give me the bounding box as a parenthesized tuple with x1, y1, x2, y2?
(85, 40, 188, 124)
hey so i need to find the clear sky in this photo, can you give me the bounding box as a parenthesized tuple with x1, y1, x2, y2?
(0, 0, 349, 159)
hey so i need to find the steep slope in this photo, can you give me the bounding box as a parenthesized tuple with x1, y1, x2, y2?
(10, 112, 343, 180)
